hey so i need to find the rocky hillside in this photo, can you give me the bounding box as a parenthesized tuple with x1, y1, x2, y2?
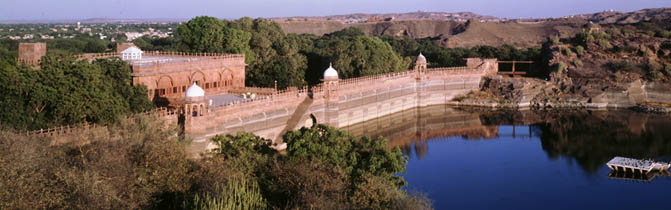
(278, 19, 585, 48)
(275, 8, 671, 48)
(454, 23, 671, 110)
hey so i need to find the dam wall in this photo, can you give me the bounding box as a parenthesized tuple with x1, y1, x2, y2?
(183, 58, 498, 147)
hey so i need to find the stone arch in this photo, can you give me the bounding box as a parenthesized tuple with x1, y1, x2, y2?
(190, 71, 207, 86)
(156, 75, 174, 96)
(222, 70, 234, 87)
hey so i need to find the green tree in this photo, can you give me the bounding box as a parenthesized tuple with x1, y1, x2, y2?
(308, 33, 407, 84)
(176, 16, 251, 54)
(283, 124, 408, 189)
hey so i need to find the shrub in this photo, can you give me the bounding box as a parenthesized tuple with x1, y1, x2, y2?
(598, 39, 612, 49)
(573, 60, 583, 68)
(561, 46, 574, 56)
(605, 61, 643, 73)
(647, 71, 664, 80)
(593, 31, 611, 40)
(606, 28, 622, 37)
(575, 46, 585, 57)
(656, 30, 671, 38)
(549, 35, 560, 45)
(647, 59, 663, 72)
(574, 32, 594, 47)
(189, 175, 267, 210)
(646, 30, 656, 37)
(640, 47, 656, 57)
(555, 62, 567, 73)
(665, 63, 671, 76)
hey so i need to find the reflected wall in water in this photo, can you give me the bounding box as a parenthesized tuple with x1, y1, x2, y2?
(535, 110, 671, 173)
(343, 105, 671, 173)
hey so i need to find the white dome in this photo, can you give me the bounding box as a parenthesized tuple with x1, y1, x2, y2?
(416, 53, 426, 64)
(323, 63, 338, 80)
(185, 82, 205, 97)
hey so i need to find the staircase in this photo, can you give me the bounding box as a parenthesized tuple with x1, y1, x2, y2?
(276, 96, 314, 140)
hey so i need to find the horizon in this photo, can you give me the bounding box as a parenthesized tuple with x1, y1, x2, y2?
(1, 0, 671, 22)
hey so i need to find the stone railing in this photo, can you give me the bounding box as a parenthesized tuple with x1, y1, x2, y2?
(25, 107, 179, 138)
(210, 86, 310, 110)
(75, 52, 120, 60)
(142, 51, 244, 60)
(227, 87, 278, 96)
(338, 70, 415, 89)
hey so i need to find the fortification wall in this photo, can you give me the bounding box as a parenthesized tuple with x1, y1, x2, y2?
(184, 58, 497, 147)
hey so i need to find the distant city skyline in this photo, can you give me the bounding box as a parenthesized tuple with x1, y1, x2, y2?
(1, 0, 670, 21)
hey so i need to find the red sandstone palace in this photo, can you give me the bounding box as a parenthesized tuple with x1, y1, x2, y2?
(19, 42, 250, 107)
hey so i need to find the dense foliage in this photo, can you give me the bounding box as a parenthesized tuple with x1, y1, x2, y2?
(0, 55, 152, 130)
(0, 118, 431, 210)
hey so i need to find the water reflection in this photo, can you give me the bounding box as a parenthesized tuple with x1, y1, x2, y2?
(341, 105, 671, 173)
(608, 170, 671, 182)
(341, 105, 671, 209)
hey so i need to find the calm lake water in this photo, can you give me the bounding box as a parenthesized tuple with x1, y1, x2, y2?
(342, 105, 671, 210)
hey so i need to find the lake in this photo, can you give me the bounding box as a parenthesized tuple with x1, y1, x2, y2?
(341, 105, 671, 210)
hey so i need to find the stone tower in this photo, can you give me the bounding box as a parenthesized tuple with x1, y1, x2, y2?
(414, 53, 427, 79)
(183, 83, 208, 133)
(18, 42, 46, 66)
(323, 63, 340, 127)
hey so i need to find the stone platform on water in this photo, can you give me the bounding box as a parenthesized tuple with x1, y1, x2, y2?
(606, 157, 671, 174)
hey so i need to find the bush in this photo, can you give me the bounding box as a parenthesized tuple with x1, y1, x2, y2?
(646, 31, 656, 37)
(647, 59, 663, 72)
(593, 31, 611, 40)
(549, 35, 560, 45)
(575, 45, 585, 57)
(605, 61, 643, 73)
(640, 47, 656, 57)
(647, 71, 664, 80)
(598, 39, 612, 49)
(665, 63, 671, 76)
(656, 30, 671, 38)
(0, 115, 193, 210)
(554, 62, 567, 74)
(606, 28, 622, 37)
(573, 60, 583, 68)
(188, 175, 267, 210)
(560, 46, 574, 56)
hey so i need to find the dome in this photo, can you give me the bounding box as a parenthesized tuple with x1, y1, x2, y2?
(185, 82, 205, 97)
(323, 63, 339, 80)
(416, 53, 426, 64)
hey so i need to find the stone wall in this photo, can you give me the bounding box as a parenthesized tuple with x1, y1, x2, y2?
(131, 54, 246, 101)
(184, 58, 498, 150)
(18, 42, 46, 66)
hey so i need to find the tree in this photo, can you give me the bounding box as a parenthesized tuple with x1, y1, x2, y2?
(0, 55, 152, 130)
(176, 16, 225, 52)
(283, 124, 408, 189)
(307, 32, 407, 84)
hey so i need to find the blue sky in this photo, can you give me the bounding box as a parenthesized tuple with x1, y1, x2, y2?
(1, 0, 670, 20)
